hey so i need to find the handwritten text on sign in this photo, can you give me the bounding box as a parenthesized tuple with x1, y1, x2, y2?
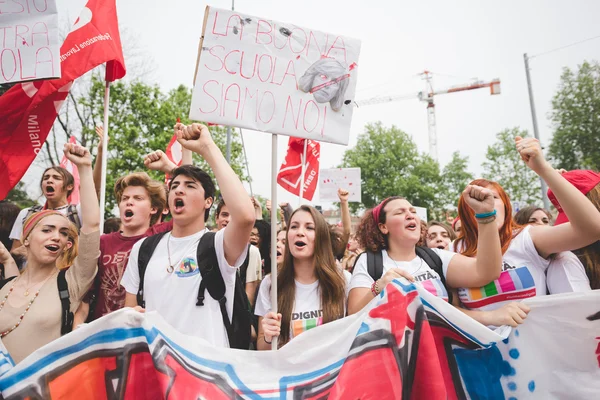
(320, 168, 361, 202)
(0, 0, 60, 84)
(190, 7, 361, 145)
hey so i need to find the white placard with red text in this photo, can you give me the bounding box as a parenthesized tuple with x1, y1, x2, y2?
(0, 0, 60, 84)
(190, 7, 361, 145)
(319, 167, 361, 202)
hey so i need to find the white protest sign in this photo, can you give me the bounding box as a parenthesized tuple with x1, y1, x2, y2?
(415, 206, 427, 223)
(0, 0, 60, 84)
(319, 167, 361, 202)
(190, 7, 361, 145)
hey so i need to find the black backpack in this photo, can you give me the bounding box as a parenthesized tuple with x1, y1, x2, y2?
(0, 269, 73, 335)
(361, 247, 453, 304)
(136, 231, 252, 350)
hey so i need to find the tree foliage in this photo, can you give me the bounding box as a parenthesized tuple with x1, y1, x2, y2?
(482, 128, 541, 205)
(5, 182, 37, 209)
(548, 61, 600, 171)
(340, 122, 442, 214)
(438, 151, 474, 212)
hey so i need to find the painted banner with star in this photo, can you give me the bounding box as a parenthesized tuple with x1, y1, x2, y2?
(0, 281, 598, 399)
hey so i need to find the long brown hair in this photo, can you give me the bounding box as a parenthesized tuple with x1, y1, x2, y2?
(454, 179, 523, 256)
(277, 205, 346, 347)
(575, 185, 600, 289)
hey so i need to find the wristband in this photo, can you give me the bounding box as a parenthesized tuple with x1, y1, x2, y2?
(264, 336, 272, 344)
(477, 215, 497, 225)
(475, 210, 497, 219)
(371, 280, 381, 296)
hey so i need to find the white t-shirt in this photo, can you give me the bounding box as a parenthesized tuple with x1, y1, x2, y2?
(254, 272, 351, 341)
(9, 204, 82, 241)
(246, 245, 262, 283)
(121, 228, 245, 347)
(457, 225, 550, 311)
(546, 251, 591, 294)
(349, 249, 455, 301)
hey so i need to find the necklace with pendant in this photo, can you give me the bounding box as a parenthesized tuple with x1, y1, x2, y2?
(166, 232, 203, 274)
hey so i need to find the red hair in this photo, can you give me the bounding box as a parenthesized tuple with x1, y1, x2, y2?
(454, 179, 523, 257)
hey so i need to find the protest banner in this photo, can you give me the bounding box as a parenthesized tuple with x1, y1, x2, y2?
(415, 206, 428, 223)
(320, 167, 361, 202)
(0, 0, 60, 84)
(189, 7, 361, 145)
(0, 281, 598, 399)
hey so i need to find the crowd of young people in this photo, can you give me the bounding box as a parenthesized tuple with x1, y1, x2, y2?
(0, 127, 598, 363)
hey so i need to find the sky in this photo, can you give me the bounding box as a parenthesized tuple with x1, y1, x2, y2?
(21, 0, 600, 211)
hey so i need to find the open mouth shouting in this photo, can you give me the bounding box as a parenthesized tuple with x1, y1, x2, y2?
(123, 209, 134, 222)
(294, 240, 307, 251)
(44, 185, 56, 196)
(45, 244, 60, 254)
(405, 221, 418, 231)
(173, 198, 185, 214)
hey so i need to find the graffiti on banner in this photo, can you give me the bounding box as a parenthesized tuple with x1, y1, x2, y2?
(0, 282, 599, 399)
(189, 7, 361, 145)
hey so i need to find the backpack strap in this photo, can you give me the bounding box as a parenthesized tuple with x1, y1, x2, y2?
(23, 205, 43, 224)
(196, 232, 234, 345)
(66, 204, 81, 230)
(415, 246, 453, 304)
(136, 232, 168, 308)
(57, 269, 73, 335)
(0, 276, 16, 290)
(366, 250, 384, 281)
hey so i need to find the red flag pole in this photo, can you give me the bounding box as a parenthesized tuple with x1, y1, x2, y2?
(298, 139, 308, 206)
(98, 80, 111, 228)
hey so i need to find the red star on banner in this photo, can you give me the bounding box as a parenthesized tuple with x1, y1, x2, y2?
(369, 284, 418, 345)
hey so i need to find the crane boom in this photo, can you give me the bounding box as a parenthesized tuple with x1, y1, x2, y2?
(354, 72, 501, 160)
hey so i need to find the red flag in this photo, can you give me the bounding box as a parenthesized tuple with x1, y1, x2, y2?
(59, 136, 81, 204)
(277, 137, 320, 201)
(0, 0, 126, 199)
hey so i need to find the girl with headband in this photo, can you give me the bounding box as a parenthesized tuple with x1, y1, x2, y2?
(348, 183, 503, 316)
(453, 137, 600, 327)
(0, 143, 100, 363)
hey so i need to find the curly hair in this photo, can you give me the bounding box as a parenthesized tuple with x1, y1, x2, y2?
(355, 197, 405, 252)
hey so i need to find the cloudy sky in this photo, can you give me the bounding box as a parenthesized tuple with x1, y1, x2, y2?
(24, 0, 600, 210)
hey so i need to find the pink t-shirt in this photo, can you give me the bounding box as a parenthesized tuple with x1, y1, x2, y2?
(91, 221, 173, 320)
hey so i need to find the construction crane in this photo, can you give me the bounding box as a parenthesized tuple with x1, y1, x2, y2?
(356, 71, 501, 160)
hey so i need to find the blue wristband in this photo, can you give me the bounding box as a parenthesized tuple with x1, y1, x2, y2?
(475, 210, 497, 219)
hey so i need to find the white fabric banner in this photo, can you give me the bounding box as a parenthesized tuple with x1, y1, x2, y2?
(0, 0, 60, 84)
(319, 167, 361, 202)
(0, 281, 598, 399)
(189, 7, 361, 145)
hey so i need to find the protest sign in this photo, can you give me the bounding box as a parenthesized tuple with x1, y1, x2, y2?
(415, 206, 428, 222)
(319, 167, 361, 202)
(189, 7, 361, 145)
(0, 0, 60, 84)
(1, 283, 598, 399)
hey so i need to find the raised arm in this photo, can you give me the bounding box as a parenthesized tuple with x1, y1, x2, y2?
(515, 137, 600, 258)
(0, 241, 19, 279)
(144, 150, 179, 175)
(175, 123, 255, 265)
(65, 143, 100, 234)
(338, 188, 352, 244)
(445, 185, 502, 288)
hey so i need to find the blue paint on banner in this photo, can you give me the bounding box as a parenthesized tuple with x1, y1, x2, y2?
(357, 322, 369, 335)
(453, 345, 505, 399)
(508, 382, 517, 391)
(528, 380, 535, 392)
(509, 348, 520, 359)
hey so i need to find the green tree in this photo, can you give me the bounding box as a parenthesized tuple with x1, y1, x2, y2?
(548, 61, 600, 170)
(482, 128, 541, 205)
(5, 182, 37, 209)
(340, 122, 442, 214)
(438, 151, 474, 212)
(41, 74, 247, 214)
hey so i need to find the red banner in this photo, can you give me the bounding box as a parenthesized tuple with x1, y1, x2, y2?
(277, 137, 320, 201)
(0, 0, 126, 199)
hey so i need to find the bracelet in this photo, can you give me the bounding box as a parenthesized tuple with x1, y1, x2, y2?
(264, 336, 272, 344)
(477, 215, 497, 225)
(475, 210, 497, 219)
(371, 280, 381, 296)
